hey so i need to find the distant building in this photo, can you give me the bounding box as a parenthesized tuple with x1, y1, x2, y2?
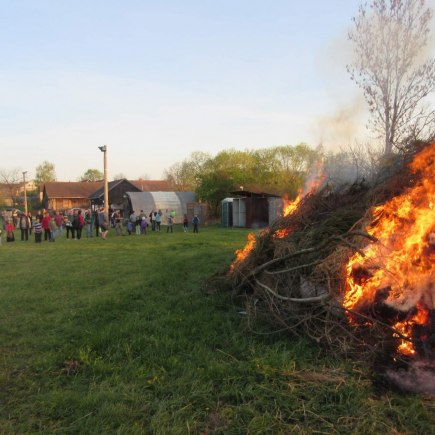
(39, 179, 172, 211)
(40, 181, 103, 210)
(225, 190, 282, 229)
(123, 191, 197, 222)
(89, 179, 142, 210)
(129, 179, 171, 192)
(0, 180, 37, 207)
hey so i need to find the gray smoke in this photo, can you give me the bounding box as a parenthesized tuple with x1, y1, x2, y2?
(386, 360, 435, 395)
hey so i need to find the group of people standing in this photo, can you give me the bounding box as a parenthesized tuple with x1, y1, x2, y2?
(118, 209, 200, 236)
(1, 207, 200, 244)
(1, 208, 110, 243)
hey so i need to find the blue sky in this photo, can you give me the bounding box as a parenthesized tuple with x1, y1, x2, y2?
(1, 0, 434, 180)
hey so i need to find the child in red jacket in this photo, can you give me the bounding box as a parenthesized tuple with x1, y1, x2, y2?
(6, 221, 15, 242)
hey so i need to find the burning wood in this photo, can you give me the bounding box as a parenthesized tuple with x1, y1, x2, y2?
(345, 143, 435, 358)
(229, 162, 326, 271)
(227, 142, 435, 388)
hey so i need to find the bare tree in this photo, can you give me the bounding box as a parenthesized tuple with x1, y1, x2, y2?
(0, 169, 21, 205)
(348, 0, 435, 154)
(112, 173, 127, 181)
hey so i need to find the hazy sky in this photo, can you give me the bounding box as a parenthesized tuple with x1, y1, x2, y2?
(1, 0, 434, 180)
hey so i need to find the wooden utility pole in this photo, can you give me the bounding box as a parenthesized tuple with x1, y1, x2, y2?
(22, 171, 28, 215)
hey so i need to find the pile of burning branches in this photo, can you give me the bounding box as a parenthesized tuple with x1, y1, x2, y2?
(228, 142, 435, 375)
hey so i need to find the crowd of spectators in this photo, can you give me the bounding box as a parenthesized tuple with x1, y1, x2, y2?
(0, 208, 201, 244)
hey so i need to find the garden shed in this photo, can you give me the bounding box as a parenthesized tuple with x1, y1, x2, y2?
(221, 198, 234, 227)
(229, 190, 282, 229)
(123, 191, 196, 223)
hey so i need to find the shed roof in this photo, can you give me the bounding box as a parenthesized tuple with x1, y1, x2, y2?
(89, 179, 140, 200)
(43, 182, 103, 198)
(129, 180, 171, 191)
(229, 190, 280, 198)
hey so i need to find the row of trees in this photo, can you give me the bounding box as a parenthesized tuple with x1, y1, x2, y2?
(164, 144, 383, 216)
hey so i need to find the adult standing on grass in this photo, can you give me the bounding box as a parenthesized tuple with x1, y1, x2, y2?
(28, 212, 33, 236)
(42, 211, 51, 241)
(192, 214, 200, 233)
(76, 210, 84, 240)
(155, 210, 162, 232)
(93, 208, 100, 237)
(55, 211, 64, 237)
(71, 210, 79, 240)
(49, 213, 57, 242)
(114, 210, 123, 236)
(98, 208, 109, 239)
(19, 211, 30, 241)
(183, 214, 188, 232)
(166, 209, 173, 233)
(135, 214, 141, 235)
(85, 209, 93, 238)
(149, 210, 155, 231)
(129, 210, 137, 234)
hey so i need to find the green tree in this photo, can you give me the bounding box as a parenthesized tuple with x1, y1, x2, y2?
(252, 144, 321, 196)
(79, 168, 103, 182)
(195, 150, 258, 216)
(164, 144, 323, 215)
(34, 161, 56, 185)
(195, 171, 236, 217)
(164, 151, 210, 190)
(348, 0, 435, 154)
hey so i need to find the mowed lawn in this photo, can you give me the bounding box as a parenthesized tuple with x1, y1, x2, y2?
(0, 226, 433, 434)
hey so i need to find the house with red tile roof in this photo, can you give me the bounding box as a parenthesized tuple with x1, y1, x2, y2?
(40, 181, 103, 210)
(40, 179, 171, 211)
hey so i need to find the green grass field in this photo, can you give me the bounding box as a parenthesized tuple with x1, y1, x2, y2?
(0, 226, 433, 434)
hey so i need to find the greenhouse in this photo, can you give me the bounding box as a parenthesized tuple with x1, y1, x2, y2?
(123, 191, 196, 222)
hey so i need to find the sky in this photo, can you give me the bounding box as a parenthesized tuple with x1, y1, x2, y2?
(1, 0, 434, 181)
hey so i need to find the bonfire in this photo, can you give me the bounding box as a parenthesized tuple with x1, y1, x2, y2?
(228, 142, 435, 393)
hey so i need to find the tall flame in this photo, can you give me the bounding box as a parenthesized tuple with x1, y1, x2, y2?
(345, 144, 435, 355)
(283, 161, 326, 218)
(230, 233, 257, 271)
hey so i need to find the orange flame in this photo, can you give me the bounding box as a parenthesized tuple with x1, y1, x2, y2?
(283, 191, 303, 217)
(344, 144, 435, 355)
(230, 162, 325, 269)
(230, 233, 257, 271)
(274, 228, 291, 239)
(282, 162, 326, 218)
(395, 303, 430, 355)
